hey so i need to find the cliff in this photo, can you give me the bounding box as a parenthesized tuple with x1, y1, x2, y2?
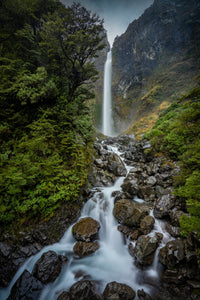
(112, 0, 200, 136)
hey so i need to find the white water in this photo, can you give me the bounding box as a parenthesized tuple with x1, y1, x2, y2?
(102, 50, 113, 136)
(0, 144, 172, 299)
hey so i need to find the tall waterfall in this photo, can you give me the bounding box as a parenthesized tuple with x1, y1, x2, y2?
(102, 50, 113, 136)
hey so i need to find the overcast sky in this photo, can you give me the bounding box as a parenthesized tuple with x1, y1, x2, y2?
(61, 0, 153, 46)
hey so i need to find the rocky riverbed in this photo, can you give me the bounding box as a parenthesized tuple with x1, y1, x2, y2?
(0, 135, 200, 300)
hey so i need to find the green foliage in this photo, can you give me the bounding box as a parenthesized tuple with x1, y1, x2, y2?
(144, 82, 200, 236)
(0, 0, 104, 232)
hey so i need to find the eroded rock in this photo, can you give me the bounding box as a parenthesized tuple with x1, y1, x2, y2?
(72, 217, 100, 242)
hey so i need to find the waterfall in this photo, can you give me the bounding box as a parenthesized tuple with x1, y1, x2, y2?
(102, 50, 113, 136)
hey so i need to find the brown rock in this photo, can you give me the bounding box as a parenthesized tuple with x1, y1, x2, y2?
(73, 241, 99, 258)
(72, 217, 100, 242)
(140, 215, 155, 235)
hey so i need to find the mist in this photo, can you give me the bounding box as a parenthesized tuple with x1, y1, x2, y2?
(61, 0, 153, 46)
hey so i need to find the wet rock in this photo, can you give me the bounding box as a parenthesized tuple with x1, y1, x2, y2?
(137, 289, 153, 300)
(113, 199, 148, 227)
(57, 292, 70, 300)
(159, 239, 185, 268)
(121, 179, 139, 196)
(165, 224, 180, 237)
(140, 215, 155, 235)
(72, 217, 100, 242)
(107, 152, 126, 176)
(137, 185, 156, 202)
(94, 159, 105, 168)
(103, 281, 136, 299)
(69, 280, 101, 300)
(153, 193, 176, 218)
(162, 269, 185, 284)
(33, 250, 65, 284)
(146, 176, 157, 186)
(169, 209, 186, 226)
(57, 291, 70, 300)
(134, 233, 163, 266)
(73, 241, 99, 258)
(7, 270, 43, 300)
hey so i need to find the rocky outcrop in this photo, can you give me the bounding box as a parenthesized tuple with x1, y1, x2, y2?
(7, 270, 43, 300)
(111, 0, 200, 133)
(72, 217, 100, 242)
(134, 233, 163, 266)
(32, 251, 66, 284)
(73, 241, 99, 258)
(103, 281, 136, 300)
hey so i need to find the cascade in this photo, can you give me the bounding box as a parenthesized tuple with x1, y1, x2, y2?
(0, 141, 172, 300)
(102, 50, 113, 136)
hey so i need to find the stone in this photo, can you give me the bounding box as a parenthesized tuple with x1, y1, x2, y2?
(159, 239, 185, 268)
(146, 176, 157, 186)
(113, 199, 148, 227)
(121, 179, 139, 196)
(153, 193, 176, 218)
(107, 152, 127, 176)
(69, 280, 101, 300)
(140, 215, 155, 235)
(137, 185, 156, 202)
(72, 217, 100, 242)
(134, 233, 163, 266)
(165, 224, 180, 237)
(73, 241, 99, 258)
(32, 250, 65, 284)
(103, 281, 136, 299)
(57, 291, 70, 300)
(7, 270, 43, 300)
(137, 289, 153, 300)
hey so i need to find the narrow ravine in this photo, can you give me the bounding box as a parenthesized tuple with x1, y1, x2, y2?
(0, 137, 175, 300)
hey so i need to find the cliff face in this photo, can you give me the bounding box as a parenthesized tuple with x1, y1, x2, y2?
(112, 0, 200, 135)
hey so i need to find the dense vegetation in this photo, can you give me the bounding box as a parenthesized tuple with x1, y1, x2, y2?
(0, 0, 105, 232)
(144, 79, 200, 236)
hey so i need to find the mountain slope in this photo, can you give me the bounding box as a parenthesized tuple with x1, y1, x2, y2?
(112, 0, 200, 136)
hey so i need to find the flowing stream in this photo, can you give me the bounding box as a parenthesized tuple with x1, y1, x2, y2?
(0, 143, 172, 299)
(102, 50, 113, 136)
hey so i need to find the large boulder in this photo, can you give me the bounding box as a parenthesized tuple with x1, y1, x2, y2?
(103, 281, 136, 299)
(134, 233, 163, 266)
(107, 152, 127, 176)
(159, 239, 185, 268)
(32, 250, 65, 284)
(140, 215, 155, 235)
(69, 280, 101, 300)
(7, 270, 43, 300)
(113, 199, 149, 227)
(153, 193, 176, 219)
(121, 179, 139, 196)
(73, 241, 99, 258)
(72, 217, 100, 242)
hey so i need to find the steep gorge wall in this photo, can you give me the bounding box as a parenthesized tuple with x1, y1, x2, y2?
(112, 0, 200, 136)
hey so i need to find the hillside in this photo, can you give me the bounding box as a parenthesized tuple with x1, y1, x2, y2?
(112, 0, 200, 137)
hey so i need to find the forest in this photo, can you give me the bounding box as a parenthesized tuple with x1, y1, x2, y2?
(0, 0, 105, 233)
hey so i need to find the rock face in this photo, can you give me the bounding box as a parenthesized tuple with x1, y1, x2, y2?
(32, 250, 65, 284)
(7, 270, 43, 300)
(103, 281, 136, 300)
(111, 0, 200, 132)
(73, 241, 99, 258)
(134, 233, 163, 266)
(113, 199, 149, 227)
(69, 280, 101, 300)
(72, 217, 100, 242)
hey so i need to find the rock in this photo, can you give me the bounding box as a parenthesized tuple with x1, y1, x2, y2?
(103, 281, 136, 299)
(113, 199, 148, 227)
(140, 215, 155, 235)
(153, 193, 176, 218)
(159, 239, 185, 268)
(162, 269, 184, 284)
(7, 270, 43, 300)
(94, 158, 104, 168)
(73, 241, 99, 258)
(69, 280, 101, 300)
(107, 152, 127, 176)
(72, 217, 100, 242)
(146, 176, 157, 186)
(165, 224, 180, 237)
(137, 289, 153, 300)
(169, 209, 185, 226)
(137, 185, 156, 202)
(57, 291, 70, 300)
(134, 233, 163, 266)
(121, 179, 139, 196)
(32, 251, 65, 284)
